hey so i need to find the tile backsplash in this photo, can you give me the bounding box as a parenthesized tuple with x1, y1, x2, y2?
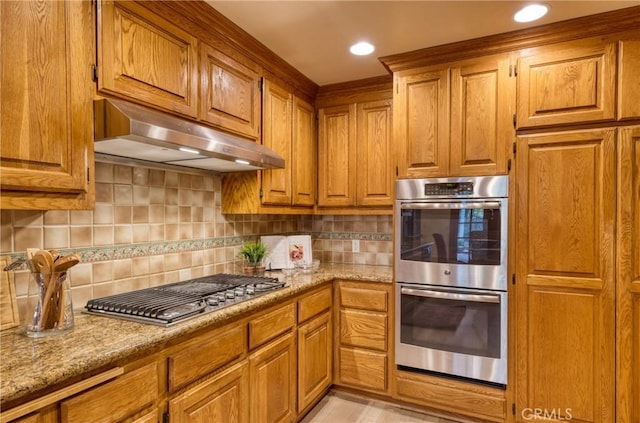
(0, 161, 391, 317)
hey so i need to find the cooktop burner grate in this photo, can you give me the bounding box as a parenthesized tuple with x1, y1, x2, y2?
(84, 273, 285, 326)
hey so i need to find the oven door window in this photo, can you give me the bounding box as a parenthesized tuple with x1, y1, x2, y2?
(400, 288, 501, 358)
(400, 204, 501, 265)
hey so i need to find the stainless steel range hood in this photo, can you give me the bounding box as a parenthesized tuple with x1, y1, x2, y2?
(94, 98, 284, 172)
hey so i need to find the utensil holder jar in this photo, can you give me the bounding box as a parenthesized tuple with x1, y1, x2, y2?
(25, 271, 74, 337)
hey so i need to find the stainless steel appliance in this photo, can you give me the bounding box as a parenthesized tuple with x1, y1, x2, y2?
(85, 274, 285, 326)
(395, 175, 508, 386)
(94, 98, 285, 172)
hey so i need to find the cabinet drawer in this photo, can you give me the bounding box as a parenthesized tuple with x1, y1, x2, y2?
(339, 284, 388, 312)
(249, 303, 296, 349)
(396, 370, 506, 422)
(168, 323, 246, 391)
(61, 362, 158, 423)
(340, 309, 387, 351)
(298, 287, 332, 323)
(338, 347, 387, 392)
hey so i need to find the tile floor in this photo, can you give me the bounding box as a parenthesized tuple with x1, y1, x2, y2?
(301, 391, 464, 423)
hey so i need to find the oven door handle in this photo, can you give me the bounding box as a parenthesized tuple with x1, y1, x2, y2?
(400, 201, 501, 210)
(401, 287, 501, 304)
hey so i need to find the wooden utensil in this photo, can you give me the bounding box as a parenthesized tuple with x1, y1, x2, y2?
(53, 254, 80, 273)
(31, 250, 54, 275)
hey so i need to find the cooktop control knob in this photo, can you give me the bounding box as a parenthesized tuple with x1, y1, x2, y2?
(226, 290, 235, 299)
(235, 288, 245, 297)
(216, 293, 226, 302)
(245, 285, 255, 295)
(207, 296, 219, 306)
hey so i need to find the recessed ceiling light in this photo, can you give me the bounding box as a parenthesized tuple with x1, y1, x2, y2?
(350, 41, 375, 56)
(514, 4, 549, 23)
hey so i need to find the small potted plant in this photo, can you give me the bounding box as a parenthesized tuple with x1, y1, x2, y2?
(238, 240, 268, 275)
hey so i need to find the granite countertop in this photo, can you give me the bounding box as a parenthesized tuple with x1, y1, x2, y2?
(0, 264, 391, 407)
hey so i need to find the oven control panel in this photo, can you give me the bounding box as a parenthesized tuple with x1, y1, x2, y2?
(424, 182, 473, 196)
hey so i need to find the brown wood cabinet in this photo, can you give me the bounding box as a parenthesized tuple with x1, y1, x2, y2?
(334, 281, 391, 394)
(291, 96, 317, 207)
(200, 44, 261, 139)
(297, 286, 333, 414)
(617, 125, 640, 423)
(222, 79, 315, 213)
(395, 370, 506, 422)
(97, 0, 198, 118)
(61, 361, 160, 423)
(394, 53, 514, 178)
(249, 332, 297, 423)
(317, 104, 357, 207)
(317, 99, 393, 209)
(517, 37, 616, 129)
(169, 361, 249, 423)
(0, 0, 94, 210)
(355, 100, 394, 207)
(168, 323, 246, 392)
(618, 39, 640, 121)
(261, 79, 293, 205)
(515, 128, 616, 423)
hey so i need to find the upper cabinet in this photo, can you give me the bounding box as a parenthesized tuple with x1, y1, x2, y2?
(394, 68, 449, 178)
(618, 38, 640, 121)
(0, 0, 95, 210)
(317, 104, 357, 207)
(355, 99, 394, 207)
(394, 53, 514, 178)
(200, 44, 261, 139)
(292, 96, 317, 207)
(222, 79, 316, 214)
(261, 79, 294, 205)
(316, 77, 394, 212)
(97, 0, 199, 118)
(517, 37, 616, 129)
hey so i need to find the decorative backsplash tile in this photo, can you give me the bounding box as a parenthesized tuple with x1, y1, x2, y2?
(1, 161, 392, 318)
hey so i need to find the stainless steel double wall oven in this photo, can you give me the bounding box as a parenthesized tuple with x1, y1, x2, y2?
(395, 175, 509, 386)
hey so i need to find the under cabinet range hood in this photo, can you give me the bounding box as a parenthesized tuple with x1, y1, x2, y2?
(94, 98, 284, 172)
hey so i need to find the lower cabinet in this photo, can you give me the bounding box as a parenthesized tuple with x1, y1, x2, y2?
(395, 370, 506, 422)
(1, 283, 335, 423)
(249, 333, 297, 423)
(298, 311, 332, 412)
(61, 360, 160, 423)
(334, 281, 391, 395)
(169, 361, 249, 423)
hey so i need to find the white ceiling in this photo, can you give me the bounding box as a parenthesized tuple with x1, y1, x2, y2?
(208, 0, 639, 86)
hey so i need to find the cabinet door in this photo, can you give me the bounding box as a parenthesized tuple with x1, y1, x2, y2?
(617, 126, 640, 423)
(169, 361, 249, 423)
(317, 104, 357, 207)
(515, 129, 615, 422)
(0, 0, 94, 209)
(292, 96, 316, 207)
(356, 99, 393, 207)
(450, 54, 514, 176)
(298, 312, 332, 412)
(261, 79, 293, 206)
(249, 333, 296, 423)
(517, 37, 616, 129)
(200, 44, 261, 138)
(618, 40, 640, 120)
(97, 0, 198, 118)
(394, 68, 449, 178)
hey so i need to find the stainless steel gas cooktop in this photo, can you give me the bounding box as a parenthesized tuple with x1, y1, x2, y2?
(84, 274, 286, 326)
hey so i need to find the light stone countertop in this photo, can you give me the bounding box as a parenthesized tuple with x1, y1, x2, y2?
(0, 264, 391, 407)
